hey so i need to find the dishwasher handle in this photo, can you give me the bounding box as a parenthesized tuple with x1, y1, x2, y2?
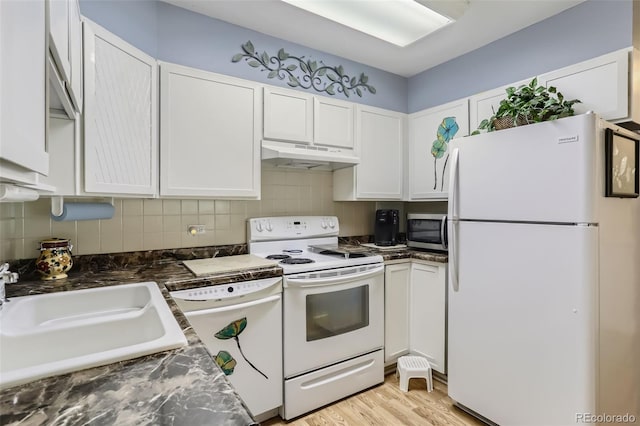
(183, 294, 281, 317)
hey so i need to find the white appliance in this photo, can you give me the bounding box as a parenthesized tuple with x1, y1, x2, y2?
(261, 140, 359, 170)
(248, 216, 385, 420)
(170, 277, 283, 421)
(447, 113, 640, 425)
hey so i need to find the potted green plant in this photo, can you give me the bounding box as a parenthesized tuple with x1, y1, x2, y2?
(474, 78, 581, 133)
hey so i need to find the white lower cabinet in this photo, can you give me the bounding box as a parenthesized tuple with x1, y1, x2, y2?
(384, 259, 447, 374)
(384, 262, 411, 364)
(160, 63, 261, 198)
(410, 260, 447, 374)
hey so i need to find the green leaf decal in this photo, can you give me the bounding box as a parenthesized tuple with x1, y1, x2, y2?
(214, 317, 269, 380)
(215, 350, 237, 375)
(248, 60, 260, 68)
(431, 139, 447, 159)
(231, 53, 244, 63)
(436, 117, 459, 143)
(215, 318, 247, 339)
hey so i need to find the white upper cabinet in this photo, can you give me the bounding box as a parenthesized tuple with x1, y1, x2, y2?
(538, 48, 630, 122)
(334, 105, 404, 200)
(48, 0, 71, 83)
(67, 0, 82, 112)
(314, 97, 355, 149)
(263, 86, 355, 149)
(0, 0, 48, 180)
(83, 19, 158, 196)
(47, 0, 82, 117)
(264, 87, 314, 143)
(160, 63, 261, 199)
(469, 79, 529, 132)
(408, 98, 469, 200)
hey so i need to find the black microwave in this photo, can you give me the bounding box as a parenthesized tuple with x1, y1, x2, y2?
(406, 213, 447, 251)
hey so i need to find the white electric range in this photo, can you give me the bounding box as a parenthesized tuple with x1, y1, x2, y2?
(248, 216, 385, 420)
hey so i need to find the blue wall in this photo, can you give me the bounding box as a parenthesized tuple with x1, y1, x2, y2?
(407, 0, 634, 112)
(80, 0, 633, 115)
(80, 0, 408, 112)
(81, 0, 158, 56)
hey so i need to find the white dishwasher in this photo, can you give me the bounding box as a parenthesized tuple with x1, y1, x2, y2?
(170, 276, 282, 419)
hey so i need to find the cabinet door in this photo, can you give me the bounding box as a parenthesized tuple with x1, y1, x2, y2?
(333, 105, 404, 201)
(538, 48, 629, 121)
(83, 19, 158, 196)
(468, 79, 529, 132)
(314, 96, 354, 149)
(160, 63, 261, 198)
(48, 0, 70, 83)
(408, 99, 468, 200)
(0, 0, 48, 177)
(356, 106, 404, 199)
(67, 0, 82, 111)
(410, 261, 447, 374)
(384, 262, 411, 364)
(263, 86, 313, 143)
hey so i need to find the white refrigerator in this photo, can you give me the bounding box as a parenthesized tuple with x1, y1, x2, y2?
(446, 113, 640, 425)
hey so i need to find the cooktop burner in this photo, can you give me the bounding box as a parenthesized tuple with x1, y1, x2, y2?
(266, 254, 291, 260)
(280, 258, 315, 265)
(283, 249, 303, 254)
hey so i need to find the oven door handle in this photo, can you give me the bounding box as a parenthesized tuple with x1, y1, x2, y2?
(285, 265, 384, 288)
(182, 294, 281, 317)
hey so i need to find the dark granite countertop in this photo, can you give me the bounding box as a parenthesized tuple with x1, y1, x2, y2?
(335, 243, 449, 264)
(0, 256, 282, 426)
(0, 241, 444, 425)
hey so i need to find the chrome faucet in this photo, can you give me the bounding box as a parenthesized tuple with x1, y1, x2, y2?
(0, 263, 19, 309)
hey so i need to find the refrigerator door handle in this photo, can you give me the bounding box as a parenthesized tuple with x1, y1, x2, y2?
(448, 147, 459, 292)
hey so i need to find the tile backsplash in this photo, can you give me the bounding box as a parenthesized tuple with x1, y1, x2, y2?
(0, 167, 377, 261)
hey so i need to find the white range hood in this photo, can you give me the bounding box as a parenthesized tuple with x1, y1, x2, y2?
(261, 140, 359, 170)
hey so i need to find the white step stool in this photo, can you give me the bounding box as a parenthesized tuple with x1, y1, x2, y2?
(396, 355, 433, 393)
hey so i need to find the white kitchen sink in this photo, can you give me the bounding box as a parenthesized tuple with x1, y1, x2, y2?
(0, 282, 187, 390)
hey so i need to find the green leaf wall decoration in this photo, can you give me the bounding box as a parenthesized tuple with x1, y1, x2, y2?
(232, 40, 376, 98)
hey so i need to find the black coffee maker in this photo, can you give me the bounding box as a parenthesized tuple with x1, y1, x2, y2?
(374, 209, 399, 246)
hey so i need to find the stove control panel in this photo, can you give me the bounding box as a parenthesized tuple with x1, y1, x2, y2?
(248, 216, 339, 241)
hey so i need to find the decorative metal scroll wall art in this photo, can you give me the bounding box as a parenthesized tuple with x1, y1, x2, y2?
(232, 41, 376, 98)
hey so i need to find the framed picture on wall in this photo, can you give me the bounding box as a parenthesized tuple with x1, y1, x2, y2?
(605, 128, 639, 198)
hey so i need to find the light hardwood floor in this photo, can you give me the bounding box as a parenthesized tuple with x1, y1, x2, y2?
(262, 373, 484, 426)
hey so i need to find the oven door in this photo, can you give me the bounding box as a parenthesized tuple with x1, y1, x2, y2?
(283, 263, 384, 378)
